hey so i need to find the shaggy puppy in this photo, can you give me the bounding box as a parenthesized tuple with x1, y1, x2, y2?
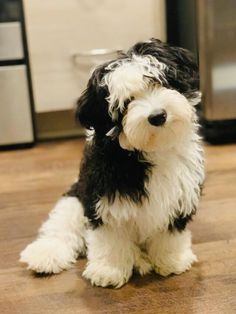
(20, 38, 204, 288)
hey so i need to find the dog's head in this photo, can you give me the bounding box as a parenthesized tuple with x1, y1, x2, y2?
(76, 38, 200, 152)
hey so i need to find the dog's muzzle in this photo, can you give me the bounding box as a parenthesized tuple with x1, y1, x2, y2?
(148, 109, 167, 126)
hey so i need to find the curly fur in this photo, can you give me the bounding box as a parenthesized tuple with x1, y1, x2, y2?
(20, 38, 204, 288)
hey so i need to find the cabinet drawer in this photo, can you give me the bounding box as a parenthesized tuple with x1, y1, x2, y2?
(0, 22, 24, 61)
(0, 65, 34, 145)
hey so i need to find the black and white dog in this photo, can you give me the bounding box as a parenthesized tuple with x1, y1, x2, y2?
(20, 39, 204, 288)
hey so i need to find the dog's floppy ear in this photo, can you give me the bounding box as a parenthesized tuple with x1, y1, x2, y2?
(169, 45, 198, 77)
(76, 84, 96, 130)
(76, 66, 113, 133)
(128, 38, 199, 96)
(166, 46, 200, 102)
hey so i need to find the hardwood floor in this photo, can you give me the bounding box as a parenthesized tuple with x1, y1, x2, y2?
(0, 139, 235, 314)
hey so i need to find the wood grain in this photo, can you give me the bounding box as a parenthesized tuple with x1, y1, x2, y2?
(0, 139, 236, 314)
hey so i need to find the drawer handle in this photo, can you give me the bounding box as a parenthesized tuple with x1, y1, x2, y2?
(72, 49, 123, 67)
(72, 48, 122, 59)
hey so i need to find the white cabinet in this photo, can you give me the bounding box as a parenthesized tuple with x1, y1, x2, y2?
(23, 0, 166, 113)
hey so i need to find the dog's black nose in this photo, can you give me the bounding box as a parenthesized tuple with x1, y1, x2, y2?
(148, 109, 167, 126)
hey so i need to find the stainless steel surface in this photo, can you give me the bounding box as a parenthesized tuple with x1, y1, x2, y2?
(198, 0, 236, 120)
(0, 65, 34, 145)
(0, 22, 24, 61)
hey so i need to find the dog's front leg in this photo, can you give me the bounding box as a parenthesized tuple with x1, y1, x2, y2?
(83, 225, 134, 288)
(146, 229, 197, 277)
(20, 197, 88, 274)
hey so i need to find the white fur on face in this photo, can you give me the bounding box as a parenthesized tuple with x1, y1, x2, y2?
(119, 87, 195, 152)
(101, 54, 167, 119)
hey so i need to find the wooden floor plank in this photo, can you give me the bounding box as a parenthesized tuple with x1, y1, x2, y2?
(0, 139, 235, 314)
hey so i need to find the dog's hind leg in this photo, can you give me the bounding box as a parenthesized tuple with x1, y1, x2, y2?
(20, 196, 88, 274)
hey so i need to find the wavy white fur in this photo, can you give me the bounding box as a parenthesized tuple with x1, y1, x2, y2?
(101, 54, 167, 119)
(20, 197, 88, 273)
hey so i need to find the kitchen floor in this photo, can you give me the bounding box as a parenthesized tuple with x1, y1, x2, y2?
(0, 139, 236, 314)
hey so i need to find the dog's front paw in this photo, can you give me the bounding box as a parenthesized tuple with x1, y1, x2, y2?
(83, 262, 132, 288)
(20, 238, 77, 274)
(154, 249, 197, 277)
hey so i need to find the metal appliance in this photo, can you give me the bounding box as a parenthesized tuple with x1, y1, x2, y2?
(0, 0, 35, 148)
(167, 0, 236, 143)
(198, 0, 236, 142)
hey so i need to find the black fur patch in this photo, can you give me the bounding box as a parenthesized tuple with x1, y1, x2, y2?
(75, 63, 112, 134)
(65, 136, 153, 227)
(127, 38, 199, 100)
(168, 213, 194, 232)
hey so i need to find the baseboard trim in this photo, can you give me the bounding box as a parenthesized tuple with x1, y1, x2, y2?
(36, 109, 85, 140)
